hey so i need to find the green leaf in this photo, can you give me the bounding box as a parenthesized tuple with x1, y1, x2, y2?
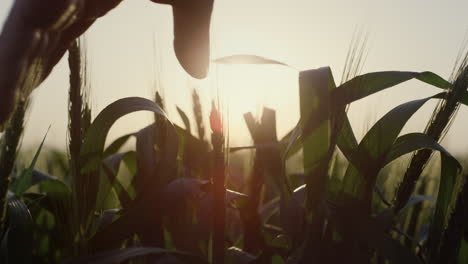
(280, 121, 302, 160)
(3, 194, 33, 264)
(29, 170, 71, 198)
(12, 170, 69, 197)
(342, 93, 445, 199)
(103, 133, 134, 157)
(176, 106, 191, 133)
(63, 247, 208, 264)
(332, 71, 451, 107)
(101, 152, 135, 209)
(91, 123, 178, 251)
(134, 124, 159, 195)
(427, 153, 462, 257)
(76, 97, 171, 232)
(29, 170, 56, 186)
(336, 114, 358, 162)
(80, 97, 168, 173)
(384, 133, 461, 168)
(135, 122, 179, 246)
(297, 67, 337, 259)
(299, 67, 335, 215)
(365, 132, 462, 260)
(13, 128, 49, 195)
(213, 54, 289, 67)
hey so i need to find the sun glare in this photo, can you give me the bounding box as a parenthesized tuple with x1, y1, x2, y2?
(206, 64, 299, 145)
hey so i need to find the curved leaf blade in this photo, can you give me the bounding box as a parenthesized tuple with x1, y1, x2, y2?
(332, 71, 451, 107)
(80, 97, 168, 173)
(384, 133, 461, 168)
(213, 54, 289, 67)
(342, 93, 445, 198)
(382, 132, 462, 244)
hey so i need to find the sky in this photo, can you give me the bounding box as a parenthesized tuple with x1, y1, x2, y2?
(1, 0, 468, 155)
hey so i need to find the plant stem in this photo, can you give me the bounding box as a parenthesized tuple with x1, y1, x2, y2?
(212, 132, 225, 264)
(436, 175, 468, 264)
(0, 99, 27, 231)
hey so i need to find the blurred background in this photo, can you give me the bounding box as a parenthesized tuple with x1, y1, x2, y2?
(0, 0, 467, 156)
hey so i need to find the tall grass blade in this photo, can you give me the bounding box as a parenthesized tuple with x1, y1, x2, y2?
(336, 115, 358, 161)
(342, 93, 445, 205)
(298, 67, 335, 262)
(76, 97, 169, 248)
(12, 128, 49, 195)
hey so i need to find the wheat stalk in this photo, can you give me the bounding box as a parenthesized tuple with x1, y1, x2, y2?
(394, 46, 468, 213)
(0, 98, 28, 231)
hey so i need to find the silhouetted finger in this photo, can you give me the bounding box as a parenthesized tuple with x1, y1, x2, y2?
(151, 0, 214, 79)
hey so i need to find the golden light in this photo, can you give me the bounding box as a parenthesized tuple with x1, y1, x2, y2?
(205, 62, 300, 145)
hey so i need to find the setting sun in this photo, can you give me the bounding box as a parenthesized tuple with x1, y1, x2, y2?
(1, 0, 468, 263)
(205, 63, 299, 145)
